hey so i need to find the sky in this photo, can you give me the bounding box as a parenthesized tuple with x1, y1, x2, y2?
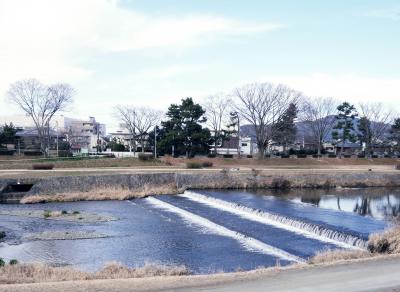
(0, 0, 399, 131)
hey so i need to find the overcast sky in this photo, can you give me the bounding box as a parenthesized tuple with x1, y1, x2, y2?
(1, 0, 399, 131)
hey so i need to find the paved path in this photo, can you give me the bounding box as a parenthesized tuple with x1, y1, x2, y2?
(1, 257, 400, 292)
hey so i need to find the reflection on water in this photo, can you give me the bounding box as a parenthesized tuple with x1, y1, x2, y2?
(284, 188, 400, 220)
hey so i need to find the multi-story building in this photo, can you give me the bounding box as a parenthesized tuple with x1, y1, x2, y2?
(0, 115, 106, 154)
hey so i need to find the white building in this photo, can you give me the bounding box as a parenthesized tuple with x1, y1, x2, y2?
(214, 136, 257, 156)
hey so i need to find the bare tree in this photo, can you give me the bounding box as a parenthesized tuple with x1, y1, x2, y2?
(202, 93, 232, 154)
(114, 106, 162, 153)
(233, 82, 302, 158)
(358, 102, 395, 155)
(7, 78, 74, 156)
(300, 97, 338, 156)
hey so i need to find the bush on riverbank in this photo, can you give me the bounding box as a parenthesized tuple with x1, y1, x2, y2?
(32, 163, 54, 170)
(186, 161, 202, 169)
(138, 153, 154, 161)
(202, 161, 213, 168)
(368, 226, 400, 254)
(0, 262, 190, 284)
(310, 226, 400, 264)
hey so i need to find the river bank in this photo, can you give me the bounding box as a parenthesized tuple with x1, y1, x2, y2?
(1, 169, 400, 203)
(1, 254, 400, 292)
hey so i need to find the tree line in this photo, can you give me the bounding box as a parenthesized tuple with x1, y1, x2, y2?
(3, 78, 400, 158)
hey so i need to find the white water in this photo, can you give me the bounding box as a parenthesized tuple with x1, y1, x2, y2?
(180, 191, 367, 250)
(146, 196, 305, 263)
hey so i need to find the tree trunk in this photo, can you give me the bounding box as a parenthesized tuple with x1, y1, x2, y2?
(317, 139, 321, 157)
(257, 141, 265, 159)
(340, 138, 344, 158)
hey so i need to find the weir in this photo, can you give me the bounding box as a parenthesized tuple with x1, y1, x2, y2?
(146, 196, 305, 263)
(180, 191, 367, 250)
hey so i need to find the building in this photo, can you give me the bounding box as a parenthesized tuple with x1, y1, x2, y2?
(64, 117, 106, 153)
(0, 115, 106, 154)
(214, 136, 257, 156)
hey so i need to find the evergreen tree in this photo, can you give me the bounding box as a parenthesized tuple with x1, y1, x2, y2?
(272, 103, 297, 153)
(391, 118, 400, 152)
(0, 123, 18, 146)
(358, 117, 372, 155)
(156, 98, 211, 157)
(332, 102, 358, 157)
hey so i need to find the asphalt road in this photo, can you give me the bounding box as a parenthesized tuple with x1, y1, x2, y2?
(1, 256, 400, 292)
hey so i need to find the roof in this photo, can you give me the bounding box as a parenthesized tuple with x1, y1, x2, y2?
(16, 127, 62, 138)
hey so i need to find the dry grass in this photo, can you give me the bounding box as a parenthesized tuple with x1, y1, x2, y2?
(21, 184, 179, 204)
(0, 157, 165, 170)
(308, 249, 373, 264)
(310, 225, 400, 264)
(0, 262, 189, 284)
(368, 226, 400, 254)
(161, 156, 399, 168)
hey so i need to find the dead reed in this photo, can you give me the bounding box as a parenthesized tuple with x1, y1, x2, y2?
(21, 184, 179, 204)
(0, 262, 189, 284)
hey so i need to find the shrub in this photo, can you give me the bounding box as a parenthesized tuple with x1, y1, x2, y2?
(223, 154, 233, 158)
(24, 150, 42, 156)
(61, 210, 68, 215)
(264, 154, 271, 158)
(207, 153, 217, 158)
(246, 155, 253, 158)
(296, 154, 307, 158)
(357, 154, 365, 158)
(372, 154, 378, 158)
(9, 259, 18, 265)
(138, 153, 154, 161)
(289, 149, 317, 155)
(58, 150, 73, 158)
(343, 154, 352, 158)
(186, 161, 202, 169)
(328, 154, 337, 158)
(271, 178, 291, 189)
(0, 231, 5, 240)
(312, 154, 322, 158)
(43, 210, 52, 218)
(384, 154, 391, 158)
(73, 211, 80, 215)
(0, 258, 5, 267)
(0, 150, 14, 156)
(202, 161, 213, 168)
(32, 164, 54, 170)
(280, 154, 290, 158)
(396, 165, 400, 170)
(367, 226, 400, 254)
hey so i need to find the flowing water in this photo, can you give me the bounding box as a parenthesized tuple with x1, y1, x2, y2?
(0, 188, 398, 273)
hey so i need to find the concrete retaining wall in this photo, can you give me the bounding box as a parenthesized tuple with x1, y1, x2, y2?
(1, 171, 400, 201)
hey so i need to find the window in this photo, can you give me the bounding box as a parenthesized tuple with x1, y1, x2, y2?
(241, 143, 247, 147)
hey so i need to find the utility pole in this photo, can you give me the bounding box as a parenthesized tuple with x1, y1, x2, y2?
(154, 125, 157, 159)
(55, 121, 59, 157)
(237, 115, 241, 158)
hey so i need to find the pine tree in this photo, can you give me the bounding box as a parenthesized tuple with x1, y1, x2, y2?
(272, 103, 297, 153)
(332, 102, 358, 157)
(156, 98, 211, 157)
(391, 118, 400, 152)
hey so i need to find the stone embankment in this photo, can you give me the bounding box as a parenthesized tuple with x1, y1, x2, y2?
(0, 170, 400, 203)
